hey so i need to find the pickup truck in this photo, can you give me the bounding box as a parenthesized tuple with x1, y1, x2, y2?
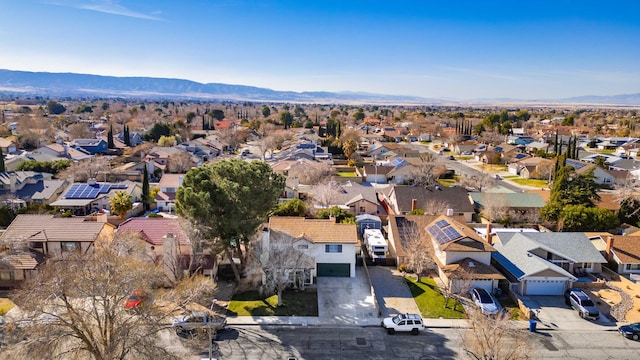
(172, 311, 227, 336)
(381, 313, 424, 335)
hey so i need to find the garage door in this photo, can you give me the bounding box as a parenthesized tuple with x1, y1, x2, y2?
(471, 280, 494, 293)
(317, 263, 350, 277)
(525, 280, 566, 295)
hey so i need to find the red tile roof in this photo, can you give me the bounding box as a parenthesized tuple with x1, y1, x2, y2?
(117, 218, 190, 246)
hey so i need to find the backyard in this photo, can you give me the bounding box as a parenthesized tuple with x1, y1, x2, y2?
(226, 289, 318, 316)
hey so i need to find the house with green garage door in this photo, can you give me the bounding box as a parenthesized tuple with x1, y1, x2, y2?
(267, 216, 359, 280)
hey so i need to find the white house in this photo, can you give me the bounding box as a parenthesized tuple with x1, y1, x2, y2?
(266, 217, 358, 280)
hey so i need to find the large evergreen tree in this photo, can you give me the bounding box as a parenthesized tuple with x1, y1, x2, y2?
(107, 124, 115, 149)
(142, 165, 150, 211)
(175, 159, 285, 283)
(0, 147, 5, 173)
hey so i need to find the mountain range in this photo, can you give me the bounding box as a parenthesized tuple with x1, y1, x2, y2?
(0, 69, 638, 106)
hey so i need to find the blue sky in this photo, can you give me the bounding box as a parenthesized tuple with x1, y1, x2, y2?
(1, 0, 639, 100)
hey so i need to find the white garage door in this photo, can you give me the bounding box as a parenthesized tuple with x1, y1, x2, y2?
(525, 280, 566, 295)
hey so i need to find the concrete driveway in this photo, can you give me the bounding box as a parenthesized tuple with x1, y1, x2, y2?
(367, 266, 420, 317)
(523, 295, 616, 331)
(316, 267, 378, 325)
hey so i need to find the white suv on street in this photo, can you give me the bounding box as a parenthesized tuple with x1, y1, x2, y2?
(381, 313, 424, 335)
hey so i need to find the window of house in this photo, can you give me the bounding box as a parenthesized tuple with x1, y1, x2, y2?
(297, 244, 309, 250)
(626, 264, 640, 271)
(582, 262, 593, 270)
(61, 242, 80, 252)
(325, 244, 343, 253)
(0, 271, 12, 280)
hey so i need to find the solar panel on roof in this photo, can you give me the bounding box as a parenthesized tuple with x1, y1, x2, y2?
(436, 219, 449, 228)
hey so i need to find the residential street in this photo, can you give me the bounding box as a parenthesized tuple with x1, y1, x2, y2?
(181, 325, 640, 360)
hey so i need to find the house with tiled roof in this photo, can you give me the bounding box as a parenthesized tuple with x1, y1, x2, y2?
(118, 217, 192, 255)
(423, 215, 505, 293)
(0, 214, 115, 287)
(382, 185, 474, 222)
(266, 216, 358, 279)
(33, 143, 92, 161)
(0, 137, 18, 154)
(600, 235, 640, 276)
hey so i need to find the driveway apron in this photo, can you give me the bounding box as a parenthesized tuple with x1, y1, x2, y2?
(368, 266, 420, 317)
(316, 267, 378, 325)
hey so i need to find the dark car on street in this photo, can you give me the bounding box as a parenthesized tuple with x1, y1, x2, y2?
(619, 322, 640, 340)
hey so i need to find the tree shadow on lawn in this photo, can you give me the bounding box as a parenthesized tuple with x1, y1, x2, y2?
(405, 278, 466, 318)
(226, 288, 318, 316)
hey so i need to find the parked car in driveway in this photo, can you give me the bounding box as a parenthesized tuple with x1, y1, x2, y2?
(565, 288, 600, 320)
(469, 288, 501, 315)
(619, 322, 640, 340)
(381, 313, 424, 335)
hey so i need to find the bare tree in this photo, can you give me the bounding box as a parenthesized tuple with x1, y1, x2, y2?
(462, 306, 532, 360)
(289, 162, 332, 185)
(7, 234, 213, 360)
(480, 194, 509, 223)
(412, 152, 442, 187)
(310, 181, 342, 209)
(167, 152, 196, 173)
(67, 123, 96, 139)
(401, 221, 437, 283)
(423, 199, 451, 216)
(57, 156, 111, 182)
(248, 230, 312, 306)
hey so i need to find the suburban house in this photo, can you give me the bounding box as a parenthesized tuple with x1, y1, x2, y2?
(422, 215, 505, 293)
(0, 137, 18, 154)
(70, 138, 110, 155)
(0, 171, 66, 207)
(360, 164, 394, 184)
(155, 173, 185, 213)
(508, 157, 554, 179)
(33, 143, 92, 161)
(469, 189, 546, 223)
(266, 216, 359, 279)
(0, 214, 115, 288)
(50, 179, 143, 216)
(308, 181, 381, 216)
(491, 232, 607, 295)
(381, 185, 474, 222)
(575, 163, 615, 187)
(599, 235, 640, 276)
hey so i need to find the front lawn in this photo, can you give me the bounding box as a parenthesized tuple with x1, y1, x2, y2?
(226, 289, 318, 316)
(405, 277, 466, 319)
(508, 178, 549, 188)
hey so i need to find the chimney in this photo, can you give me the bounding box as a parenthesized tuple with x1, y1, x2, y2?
(605, 236, 614, 258)
(446, 208, 454, 217)
(411, 199, 417, 212)
(9, 172, 17, 193)
(97, 212, 108, 223)
(485, 223, 493, 244)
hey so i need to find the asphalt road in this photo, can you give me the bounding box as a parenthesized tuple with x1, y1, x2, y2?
(181, 325, 640, 360)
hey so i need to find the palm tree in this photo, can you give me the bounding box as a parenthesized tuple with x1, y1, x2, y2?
(110, 191, 133, 219)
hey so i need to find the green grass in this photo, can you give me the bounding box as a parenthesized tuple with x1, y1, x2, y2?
(508, 178, 549, 187)
(457, 156, 473, 161)
(336, 172, 357, 177)
(436, 178, 457, 187)
(0, 298, 15, 316)
(226, 289, 318, 316)
(497, 296, 521, 320)
(404, 277, 466, 319)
